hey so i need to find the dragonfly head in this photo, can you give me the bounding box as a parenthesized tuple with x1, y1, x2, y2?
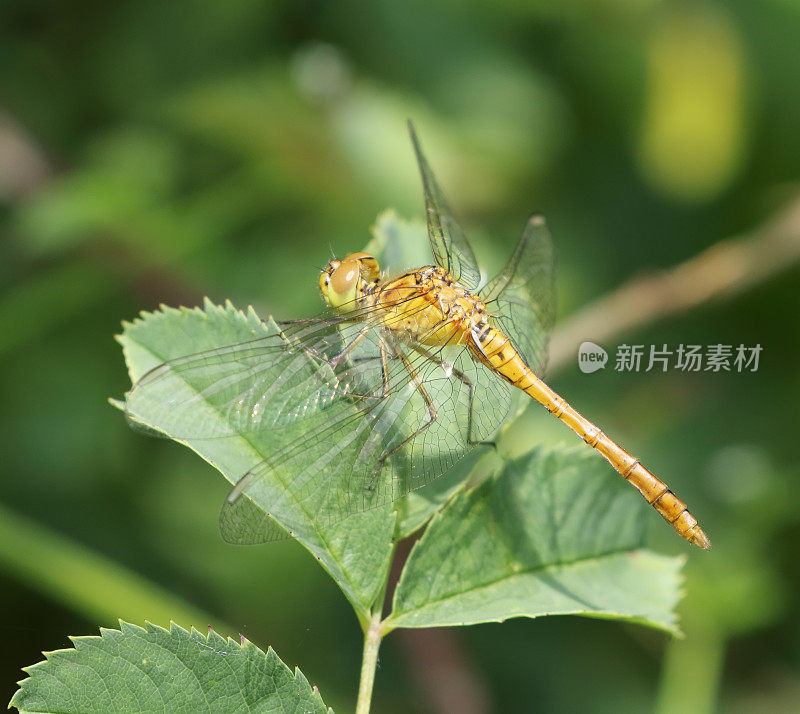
(319, 252, 381, 312)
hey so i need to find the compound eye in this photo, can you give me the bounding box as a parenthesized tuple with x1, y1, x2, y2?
(359, 256, 380, 282)
(330, 259, 358, 298)
(318, 270, 330, 295)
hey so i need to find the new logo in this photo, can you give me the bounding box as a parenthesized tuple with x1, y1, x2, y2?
(578, 341, 608, 374)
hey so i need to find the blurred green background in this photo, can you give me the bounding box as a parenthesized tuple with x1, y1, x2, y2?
(1, 1, 799, 712)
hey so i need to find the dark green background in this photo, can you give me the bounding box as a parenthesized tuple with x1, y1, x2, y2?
(1, 1, 798, 712)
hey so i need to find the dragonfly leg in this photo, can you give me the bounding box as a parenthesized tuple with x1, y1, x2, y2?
(378, 334, 392, 398)
(279, 323, 385, 401)
(327, 328, 369, 368)
(371, 337, 438, 478)
(277, 322, 369, 367)
(334, 335, 392, 395)
(408, 343, 496, 449)
(348, 354, 383, 365)
(336, 330, 391, 401)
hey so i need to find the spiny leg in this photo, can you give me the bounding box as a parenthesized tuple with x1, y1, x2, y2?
(408, 343, 496, 448)
(279, 323, 386, 402)
(317, 329, 392, 411)
(372, 335, 438, 476)
(342, 330, 392, 402)
(328, 328, 369, 368)
(378, 334, 391, 398)
(278, 323, 370, 366)
(348, 354, 383, 365)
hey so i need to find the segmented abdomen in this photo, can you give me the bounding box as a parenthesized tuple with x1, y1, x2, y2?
(470, 324, 710, 549)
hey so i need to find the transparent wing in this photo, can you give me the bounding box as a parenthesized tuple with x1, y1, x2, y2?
(124, 292, 514, 545)
(480, 214, 555, 376)
(408, 121, 482, 291)
(219, 327, 514, 544)
(123, 299, 418, 441)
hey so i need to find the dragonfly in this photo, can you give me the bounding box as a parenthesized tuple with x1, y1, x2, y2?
(125, 122, 710, 550)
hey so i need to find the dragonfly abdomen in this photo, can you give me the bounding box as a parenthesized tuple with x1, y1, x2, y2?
(470, 324, 711, 550)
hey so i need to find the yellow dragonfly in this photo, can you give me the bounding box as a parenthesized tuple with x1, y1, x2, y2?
(125, 122, 709, 550)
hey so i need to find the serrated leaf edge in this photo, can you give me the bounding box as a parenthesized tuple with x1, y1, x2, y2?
(387, 447, 685, 635)
(12, 620, 332, 713)
(112, 300, 387, 618)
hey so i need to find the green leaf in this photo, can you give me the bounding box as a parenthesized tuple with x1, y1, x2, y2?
(388, 446, 685, 634)
(115, 300, 395, 623)
(364, 209, 432, 275)
(10, 621, 332, 714)
(0, 502, 231, 634)
(394, 448, 490, 540)
(15, 129, 180, 257)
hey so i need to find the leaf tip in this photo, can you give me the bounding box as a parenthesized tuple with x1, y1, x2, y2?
(107, 397, 125, 412)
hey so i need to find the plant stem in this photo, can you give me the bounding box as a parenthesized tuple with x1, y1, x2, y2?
(355, 613, 383, 714)
(655, 623, 725, 714)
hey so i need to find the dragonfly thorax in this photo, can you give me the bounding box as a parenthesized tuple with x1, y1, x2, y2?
(376, 266, 489, 348)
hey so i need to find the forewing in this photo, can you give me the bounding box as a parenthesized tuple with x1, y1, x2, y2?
(386, 338, 512, 486)
(123, 311, 386, 441)
(481, 215, 555, 376)
(408, 122, 482, 291)
(219, 389, 398, 544)
(220, 331, 514, 544)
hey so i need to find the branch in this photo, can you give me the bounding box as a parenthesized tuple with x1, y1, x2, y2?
(548, 192, 800, 373)
(0, 109, 53, 199)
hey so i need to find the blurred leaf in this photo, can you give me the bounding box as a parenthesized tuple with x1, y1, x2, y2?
(363, 209, 431, 277)
(11, 621, 331, 714)
(115, 300, 395, 623)
(15, 129, 180, 256)
(0, 502, 229, 633)
(388, 446, 684, 633)
(682, 536, 784, 638)
(637, 3, 746, 201)
(0, 261, 112, 356)
(168, 68, 351, 207)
